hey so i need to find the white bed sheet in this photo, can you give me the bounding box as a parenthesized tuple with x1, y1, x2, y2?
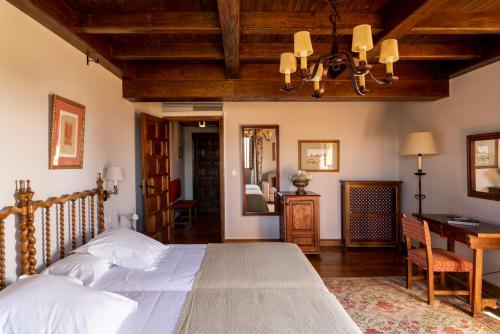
(91, 244, 206, 292)
(117, 291, 188, 334)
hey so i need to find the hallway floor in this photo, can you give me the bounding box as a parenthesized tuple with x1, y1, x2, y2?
(171, 211, 222, 244)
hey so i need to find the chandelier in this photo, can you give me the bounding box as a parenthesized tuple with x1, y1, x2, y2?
(279, 0, 400, 98)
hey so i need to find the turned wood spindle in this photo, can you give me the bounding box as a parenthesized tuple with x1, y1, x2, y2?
(71, 200, 76, 250)
(0, 219, 5, 289)
(59, 203, 65, 259)
(18, 180, 30, 275)
(45, 208, 51, 266)
(26, 180, 37, 275)
(97, 174, 105, 233)
(90, 195, 95, 238)
(81, 197, 86, 244)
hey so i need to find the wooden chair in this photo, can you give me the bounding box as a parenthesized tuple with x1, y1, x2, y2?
(402, 215, 473, 306)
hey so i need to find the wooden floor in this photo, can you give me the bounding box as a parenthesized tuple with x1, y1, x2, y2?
(307, 247, 405, 278)
(172, 211, 222, 244)
(172, 213, 405, 277)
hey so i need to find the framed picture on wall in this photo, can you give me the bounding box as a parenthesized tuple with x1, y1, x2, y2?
(298, 140, 340, 172)
(49, 94, 85, 169)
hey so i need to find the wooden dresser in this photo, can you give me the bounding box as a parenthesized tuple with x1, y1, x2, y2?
(341, 181, 402, 248)
(276, 191, 320, 254)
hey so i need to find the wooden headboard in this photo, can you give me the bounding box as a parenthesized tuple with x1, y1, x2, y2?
(0, 175, 106, 290)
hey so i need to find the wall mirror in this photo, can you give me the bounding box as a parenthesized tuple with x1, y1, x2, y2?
(241, 125, 279, 215)
(467, 132, 500, 201)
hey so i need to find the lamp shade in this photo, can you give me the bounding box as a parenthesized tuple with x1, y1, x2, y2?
(103, 166, 125, 181)
(351, 24, 373, 52)
(279, 52, 297, 74)
(294, 31, 313, 57)
(401, 132, 439, 155)
(379, 39, 399, 64)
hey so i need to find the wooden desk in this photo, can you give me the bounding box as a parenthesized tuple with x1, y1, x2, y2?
(414, 213, 500, 316)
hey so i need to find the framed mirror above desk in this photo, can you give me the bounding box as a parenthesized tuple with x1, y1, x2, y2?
(467, 132, 500, 201)
(241, 125, 279, 215)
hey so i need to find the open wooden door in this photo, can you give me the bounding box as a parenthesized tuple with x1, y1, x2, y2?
(140, 113, 171, 243)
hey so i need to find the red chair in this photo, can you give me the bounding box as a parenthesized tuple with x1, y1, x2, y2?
(402, 214, 473, 307)
(169, 179, 198, 229)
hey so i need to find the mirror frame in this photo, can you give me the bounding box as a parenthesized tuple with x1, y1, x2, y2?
(241, 125, 280, 216)
(467, 131, 500, 201)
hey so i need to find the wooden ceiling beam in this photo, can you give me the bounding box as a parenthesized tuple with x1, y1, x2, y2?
(411, 12, 500, 35)
(241, 11, 383, 35)
(76, 11, 381, 36)
(123, 78, 449, 102)
(445, 44, 500, 78)
(368, 0, 444, 63)
(113, 43, 224, 60)
(7, 0, 126, 78)
(131, 62, 442, 81)
(78, 12, 221, 34)
(113, 42, 479, 62)
(217, 0, 240, 79)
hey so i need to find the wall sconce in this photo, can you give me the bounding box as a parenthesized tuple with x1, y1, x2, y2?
(198, 121, 206, 128)
(103, 166, 124, 201)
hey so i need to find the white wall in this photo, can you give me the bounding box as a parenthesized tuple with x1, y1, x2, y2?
(169, 122, 185, 193)
(0, 2, 135, 283)
(224, 102, 400, 240)
(399, 61, 500, 285)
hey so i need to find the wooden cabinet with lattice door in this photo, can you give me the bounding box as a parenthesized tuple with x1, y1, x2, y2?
(341, 181, 402, 248)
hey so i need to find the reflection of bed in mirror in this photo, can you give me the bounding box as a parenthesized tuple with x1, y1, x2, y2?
(245, 184, 269, 213)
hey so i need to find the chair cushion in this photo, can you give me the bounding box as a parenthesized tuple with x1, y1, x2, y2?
(172, 200, 198, 209)
(408, 248, 473, 272)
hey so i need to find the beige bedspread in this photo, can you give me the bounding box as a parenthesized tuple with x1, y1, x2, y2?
(193, 242, 326, 290)
(176, 242, 362, 334)
(176, 289, 362, 334)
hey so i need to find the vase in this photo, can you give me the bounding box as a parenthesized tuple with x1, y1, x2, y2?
(292, 180, 309, 195)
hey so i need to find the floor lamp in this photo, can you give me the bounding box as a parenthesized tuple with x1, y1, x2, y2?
(401, 132, 439, 216)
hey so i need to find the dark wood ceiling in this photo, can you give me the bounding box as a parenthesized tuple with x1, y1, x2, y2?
(8, 0, 500, 101)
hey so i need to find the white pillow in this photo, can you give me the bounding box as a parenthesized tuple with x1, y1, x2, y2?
(41, 253, 110, 285)
(74, 227, 168, 270)
(0, 274, 137, 334)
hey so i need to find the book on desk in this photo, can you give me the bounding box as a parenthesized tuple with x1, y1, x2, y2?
(446, 216, 480, 228)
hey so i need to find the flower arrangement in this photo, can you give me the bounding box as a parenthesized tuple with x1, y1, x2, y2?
(289, 170, 312, 182)
(289, 170, 312, 195)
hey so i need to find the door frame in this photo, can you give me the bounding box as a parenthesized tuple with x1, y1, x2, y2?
(162, 116, 225, 242)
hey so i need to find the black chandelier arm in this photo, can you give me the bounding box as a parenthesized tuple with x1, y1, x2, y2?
(367, 71, 392, 86)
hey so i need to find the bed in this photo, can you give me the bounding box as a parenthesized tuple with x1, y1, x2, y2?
(245, 184, 269, 213)
(0, 177, 361, 334)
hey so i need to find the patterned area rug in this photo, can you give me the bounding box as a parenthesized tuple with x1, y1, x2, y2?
(323, 277, 500, 334)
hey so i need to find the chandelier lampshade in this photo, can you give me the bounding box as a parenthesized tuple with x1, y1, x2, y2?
(351, 24, 373, 62)
(279, 52, 297, 84)
(379, 39, 399, 76)
(294, 31, 313, 70)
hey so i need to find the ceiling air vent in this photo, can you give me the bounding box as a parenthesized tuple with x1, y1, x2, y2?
(160, 102, 223, 113)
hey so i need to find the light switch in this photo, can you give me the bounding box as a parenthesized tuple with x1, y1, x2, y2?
(232, 170, 237, 176)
